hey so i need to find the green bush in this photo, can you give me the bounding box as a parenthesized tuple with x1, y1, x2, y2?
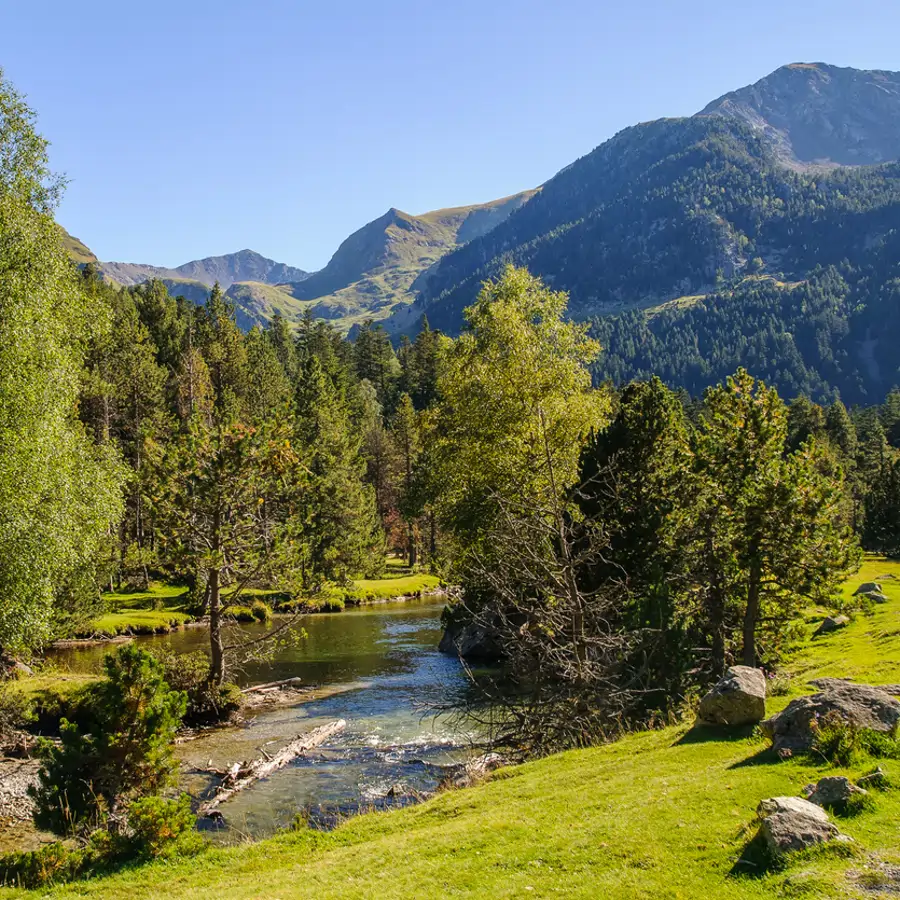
(0, 842, 86, 889)
(126, 794, 203, 859)
(251, 599, 273, 622)
(810, 711, 900, 767)
(0, 797, 203, 889)
(0, 681, 32, 741)
(148, 648, 241, 725)
(30, 646, 186, 835)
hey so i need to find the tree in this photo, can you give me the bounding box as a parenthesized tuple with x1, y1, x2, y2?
(391, 393, 421, 566)
(294, 356, 382, 581)
(31, 646, 186, 834)
(429, 265, 609, 578)
(863, 454, 900, 557)
(0, 70, 125, 654)
(576, 378, 699, 696)
(696, 370, 860, 669)
(153, 420, 309, 683)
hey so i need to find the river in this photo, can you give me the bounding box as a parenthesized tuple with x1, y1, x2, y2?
(50, 597, 474, 841)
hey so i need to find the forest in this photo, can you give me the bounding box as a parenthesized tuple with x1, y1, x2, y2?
(3, 65, 900, 893)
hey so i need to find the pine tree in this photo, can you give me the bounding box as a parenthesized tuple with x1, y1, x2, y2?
(295, 356, 381, 581)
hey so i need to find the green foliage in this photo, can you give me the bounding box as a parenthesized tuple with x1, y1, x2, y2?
(429, 265, 609, 574)
(250, 599, 273, 622)
(146, 648, 241, 725)
(809, 711, 900, 767)
(30, 646, 186, 835)
(0, 71, 126, 654)
(125, 795, 202, 859)
(0, 796, 202, 889)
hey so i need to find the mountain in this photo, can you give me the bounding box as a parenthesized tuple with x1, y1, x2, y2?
(99, 249, 309, 290)
(389, 63, 900, 403)
(60, 228, 97, 265)
(698, 62, 900, 167)
(85, 194, 534, 332)
(278, 192, 536, 330)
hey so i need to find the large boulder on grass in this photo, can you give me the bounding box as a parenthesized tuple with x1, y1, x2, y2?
(853, 582, 882, 596)
(814, 615, 850, 636)
(756, 796, 845, 858)
(698, 666, 766, 726)
(761, 680, 900, 752)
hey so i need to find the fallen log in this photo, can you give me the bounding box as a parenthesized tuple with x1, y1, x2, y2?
(199, 719, 346, 816)
(240, 676, 304, 694)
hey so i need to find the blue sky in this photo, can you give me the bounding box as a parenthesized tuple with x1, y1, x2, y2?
(1, 0, 897, 270)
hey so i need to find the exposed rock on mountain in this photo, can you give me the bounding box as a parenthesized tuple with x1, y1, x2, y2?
(698, 62, 900, 167)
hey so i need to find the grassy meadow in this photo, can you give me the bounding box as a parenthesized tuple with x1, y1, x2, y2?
(4, 559, 899, 898)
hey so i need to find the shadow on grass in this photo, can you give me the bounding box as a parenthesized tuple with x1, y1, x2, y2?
(674, 723, 758, 746)
(727, 745, 780, 769)
(729, 828, 774, 879)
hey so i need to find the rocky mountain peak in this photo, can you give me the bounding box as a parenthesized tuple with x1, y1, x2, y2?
(697, 62, 900, 166)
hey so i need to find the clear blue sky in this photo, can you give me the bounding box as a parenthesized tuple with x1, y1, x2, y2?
(1, 0, 897, 270)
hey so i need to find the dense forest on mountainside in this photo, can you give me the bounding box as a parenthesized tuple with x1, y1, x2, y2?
(405, 117, 900, 400)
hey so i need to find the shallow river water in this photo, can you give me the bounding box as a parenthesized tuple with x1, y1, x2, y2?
(51, 597, 473, 841)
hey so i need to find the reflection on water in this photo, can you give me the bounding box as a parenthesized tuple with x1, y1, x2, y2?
(51, 598, 474, 842)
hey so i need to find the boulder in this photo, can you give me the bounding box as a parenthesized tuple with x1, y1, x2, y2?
(805, 776, 867, 810)
(757, 796, 830, 822)
(761, 680, 900, 751)
(438, 620, 501, 662)
(814, 615, 850, 636)
(853, 582, 882, 596)
(759, 808, 844, 858)
(698, 666, 766, 726)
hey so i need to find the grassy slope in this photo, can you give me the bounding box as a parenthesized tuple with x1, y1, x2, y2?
(59, 228, 97, 265)
(8, 559, 900, 899)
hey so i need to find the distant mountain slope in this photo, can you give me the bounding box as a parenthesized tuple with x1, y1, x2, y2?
(100, 250, 308, 290)
(60, 228, 97, 265)
(386, 62, 900, 402)
(698, 62, 900, 167)
(281, 192, 537, 328)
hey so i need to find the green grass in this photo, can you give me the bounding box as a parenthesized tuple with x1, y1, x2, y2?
(87, 610, 192, 638)
(76, 583, 192, 638)
(8, 562, 899, 898)
(342, 573, 442, 604)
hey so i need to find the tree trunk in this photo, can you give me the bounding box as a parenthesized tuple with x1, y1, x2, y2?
(407, 523, 417, 568)
(208, 567, 225, 684)
(741, 560, 762, 667)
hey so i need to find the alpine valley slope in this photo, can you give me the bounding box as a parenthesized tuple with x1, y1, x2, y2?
(392, 62, 900, 404)
(90, 191, 536, 332)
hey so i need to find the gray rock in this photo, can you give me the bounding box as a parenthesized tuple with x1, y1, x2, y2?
(760, 810, 843, 857)
(853, 582, 883, 596)
(857, 767, 888, 789)
(438, 619, 501, 662)
(757, 796, 830, 822)
(761, 681, 900, 751)
(815, 615, 850, 636)
(698, 665, 767, 726)
(806, 776, 867, 809)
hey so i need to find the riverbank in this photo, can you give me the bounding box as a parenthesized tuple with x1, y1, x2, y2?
(65, 573, 444, 641)
(4, 558, 899, 898)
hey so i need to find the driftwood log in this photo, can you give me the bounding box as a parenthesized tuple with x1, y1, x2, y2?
(199, 719, 346, 816)
(240, 676, 304, 694)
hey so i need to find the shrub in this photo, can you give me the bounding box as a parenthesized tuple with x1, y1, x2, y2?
(148, 648, 241, 725)
(810, 711, 900, 767)
(0, 842, 85, 889)
(251, 599, 273, 622)
(126, 795, 203, 859)
(0, 681, 32, 742)
(30, 646, 186, 835)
